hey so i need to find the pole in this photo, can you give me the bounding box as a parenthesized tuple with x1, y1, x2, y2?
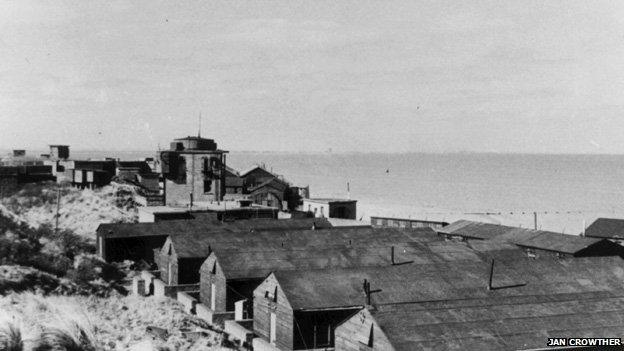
(533, 212, 537, 230)
(55, 185, 61, 234)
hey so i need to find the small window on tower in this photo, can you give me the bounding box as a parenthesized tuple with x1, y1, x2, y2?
(204, 180, 212, 193)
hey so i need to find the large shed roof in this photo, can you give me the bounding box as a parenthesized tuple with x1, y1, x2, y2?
(441, 220, 610, 254)
(271, 257, 624, 310)
(169, 227, 441, 258)
(367, 290, 624, 351)
(210, 240, 482, 279)
(585, 217, 624, 239)
(96, 217, 332, 239)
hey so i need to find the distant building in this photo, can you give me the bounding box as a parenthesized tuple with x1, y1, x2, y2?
(370, 216, 448, 230)
(303, 198, 357, 219)
(584, 218, 624, 244)
(49, 145, 70, 159)
(438, 220, 624, 259)
(160, 136, 228, 206)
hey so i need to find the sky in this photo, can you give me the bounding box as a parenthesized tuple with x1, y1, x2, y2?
(1, 1, 624, 153)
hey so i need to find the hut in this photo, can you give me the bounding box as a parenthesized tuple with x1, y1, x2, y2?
(439, 220, 624, 258)
(255, 257, 624, 350)
(96, 217, 332, 263)
(162, 227, 442, 287)
(199, 237, 480, 319)
(585, 217, 624, 244)
(334, 257, 624, 351)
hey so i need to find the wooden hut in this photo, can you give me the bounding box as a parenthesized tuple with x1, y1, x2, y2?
(254, 257, 624, 350)
(160, 227, 443, 286)
(96, 217, 332, 263)
(199, 238, 481, 319)
(335, 257, 624, 351)
(439, 220, 624, 258)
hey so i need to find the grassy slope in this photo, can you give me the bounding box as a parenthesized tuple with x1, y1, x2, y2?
(0, 293, 232, 350)
(1, 182, 138, 240)
(0, 184, 234, 350)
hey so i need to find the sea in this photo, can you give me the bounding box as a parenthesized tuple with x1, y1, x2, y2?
(21, 150, 624, 235)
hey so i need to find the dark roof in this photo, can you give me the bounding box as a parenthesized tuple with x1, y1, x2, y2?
(96, 217, 333, 239)
(438, 220, 510, 240)
(170, 227, 441, 258)
(270, 257, 624, 310)
(225, 176, 244, 187)
(240, 166, 277, 178)
(366, 291, 624, 351)
(305, 198, 356, 204)
(585, 218, 624, 239)
(441, 220, 608, 254)
(248, 178, 288, 192)
(209, 240, 482, 279)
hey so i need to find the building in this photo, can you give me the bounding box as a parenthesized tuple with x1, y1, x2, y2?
(224, 166, 245, 197)
(49, 145, 70, 160)
(303, 198, 357, 219)
(96, 217, 333, 263)
(585, 217, 624, 244)
(255, 257, 624, 350)
(199, 228, 470, 321)
(240, 166, 280, 188)
(438, 220, 624, 258)
(160, 136, 228, 206)
(248, 178, 289, 209)
(370, 216, 448, 230)
(334, 257, 624, 351)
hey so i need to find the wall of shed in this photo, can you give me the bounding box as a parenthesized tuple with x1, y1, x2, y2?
(157, 250, 178, 285)
(200, 257, 227, 312)
(575, 240, 624, 258)
(254, 275, 294, 350)
(102, 236, 167, 264)
(293, 309, 360, 350)
(178, 257, 206, 284)
(334, 309, 395, 351)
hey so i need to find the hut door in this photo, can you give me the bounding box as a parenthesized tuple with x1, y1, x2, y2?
(210, 283, 216, 310)
(270, 312, 277, 344)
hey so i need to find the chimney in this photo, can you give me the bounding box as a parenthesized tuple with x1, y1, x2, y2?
(487, 259, 494, 290)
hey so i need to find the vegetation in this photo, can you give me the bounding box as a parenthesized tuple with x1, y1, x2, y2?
(0, 183, 232, 350)
(0, 293, 231, 350)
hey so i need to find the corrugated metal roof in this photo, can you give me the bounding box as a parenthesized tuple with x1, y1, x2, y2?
(585, 217, 624, 239)
(272, 257, 624, 310)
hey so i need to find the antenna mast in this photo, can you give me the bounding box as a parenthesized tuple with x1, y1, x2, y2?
(198, 112, 202, 138)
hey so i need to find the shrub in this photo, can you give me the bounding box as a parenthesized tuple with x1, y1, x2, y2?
(0, 322, 25, 351)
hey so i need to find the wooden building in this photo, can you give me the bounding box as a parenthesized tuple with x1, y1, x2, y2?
(303, 198, 357, 220)
(96, 217, 332, 263)
(200, 230, 475, 319)
(370, 216, 448, 230)
(438, 220, 624, 258)
(585, 217, 624, 244)
(256, 257, 624, 350)
(160, 226, 441, 287)
(334, 257, 624, 351)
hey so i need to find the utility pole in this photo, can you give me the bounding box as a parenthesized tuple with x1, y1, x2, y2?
(55, 185, 61, 234)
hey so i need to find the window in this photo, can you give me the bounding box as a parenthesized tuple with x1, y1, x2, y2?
(204, 180, 212, 193)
